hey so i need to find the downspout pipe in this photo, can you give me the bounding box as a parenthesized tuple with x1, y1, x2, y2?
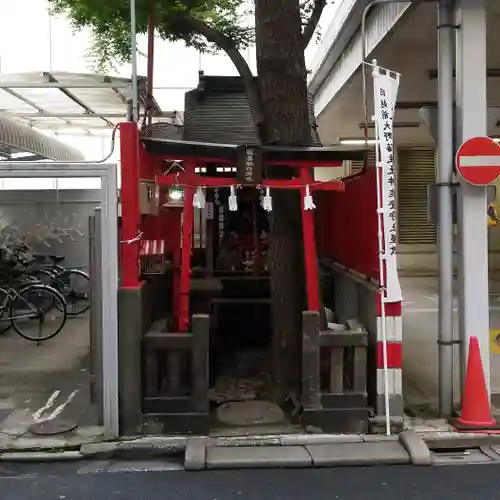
(436, 0, 456, 417)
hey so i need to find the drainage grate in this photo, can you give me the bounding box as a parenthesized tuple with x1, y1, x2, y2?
(431, 448, 493, 465)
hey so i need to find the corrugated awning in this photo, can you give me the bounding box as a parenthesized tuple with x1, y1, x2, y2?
(0, 114, 84, 161)
(0, 71, 183, 136)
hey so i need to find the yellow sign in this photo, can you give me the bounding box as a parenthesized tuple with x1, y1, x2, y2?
(490, 329, 500, 354)
(488, 203, 498, 228)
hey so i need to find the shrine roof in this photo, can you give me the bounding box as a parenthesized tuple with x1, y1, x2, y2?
(142, 136, 367, 163)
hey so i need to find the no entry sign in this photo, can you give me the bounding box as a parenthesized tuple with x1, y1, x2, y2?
(455, 136, 500, 186)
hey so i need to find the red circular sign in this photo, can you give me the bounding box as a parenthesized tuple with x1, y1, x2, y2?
(455, 136, 500, 186)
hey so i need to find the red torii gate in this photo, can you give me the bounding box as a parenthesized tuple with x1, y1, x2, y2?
(119, 121, 365, 331)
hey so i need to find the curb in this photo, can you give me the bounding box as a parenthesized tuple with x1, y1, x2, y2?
(399, 430, 431, 465)
(80, 436, 187, 459)
(1, 430, 500, 464)
(0, 451, 82, 462)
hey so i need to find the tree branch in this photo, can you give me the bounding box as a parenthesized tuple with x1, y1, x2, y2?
(185, 17, 266, 132)
(302, 0, 326, 48)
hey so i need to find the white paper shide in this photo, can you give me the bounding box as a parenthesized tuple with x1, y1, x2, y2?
(372, 63, 402, 303)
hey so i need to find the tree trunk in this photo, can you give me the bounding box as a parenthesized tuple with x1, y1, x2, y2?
(254, 0, 312, 402)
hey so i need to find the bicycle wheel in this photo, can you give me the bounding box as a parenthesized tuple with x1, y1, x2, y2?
(26, 268, 56, 286)
(10, 284, 67, 342)
(52, 269, 90, 316)
(0, 288, 10, 335)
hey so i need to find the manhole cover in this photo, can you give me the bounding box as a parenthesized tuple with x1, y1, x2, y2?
(29, 419, 79, 435)
(217, 400, 285, 426)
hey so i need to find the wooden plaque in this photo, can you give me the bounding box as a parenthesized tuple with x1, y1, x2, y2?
(235, 145, 263, 185)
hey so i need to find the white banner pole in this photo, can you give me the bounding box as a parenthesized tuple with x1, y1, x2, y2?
(373, 100, 391, 436)
(371, 59, 401, 435)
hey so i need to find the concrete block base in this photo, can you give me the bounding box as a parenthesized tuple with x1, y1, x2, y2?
(118, 285, 145, 436)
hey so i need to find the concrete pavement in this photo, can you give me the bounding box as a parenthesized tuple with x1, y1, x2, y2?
(401, 276, 500, 414)
(0, 313, 102, 446)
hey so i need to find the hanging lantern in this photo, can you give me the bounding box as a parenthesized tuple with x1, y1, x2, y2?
(164, 186, 184, 207)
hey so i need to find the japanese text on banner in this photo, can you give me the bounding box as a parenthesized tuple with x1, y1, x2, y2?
(373, 67, 402, 303)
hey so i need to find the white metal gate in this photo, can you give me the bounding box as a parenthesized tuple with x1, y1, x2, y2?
(0, 162, 119, 438)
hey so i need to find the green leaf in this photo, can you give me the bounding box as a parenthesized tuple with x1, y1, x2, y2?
(48, 0, 252, 73)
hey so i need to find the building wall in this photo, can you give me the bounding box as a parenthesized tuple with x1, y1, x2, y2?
(311, 0, 500, 274)
(312, 140, 500, 273)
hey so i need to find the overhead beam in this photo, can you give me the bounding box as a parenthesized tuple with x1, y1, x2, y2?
(396, 101, 440, 109)
(2, 112, 179, 119)
(358, 121, 420, 128)
(0, 82, 131, 89)
(428, 68, 500, 79)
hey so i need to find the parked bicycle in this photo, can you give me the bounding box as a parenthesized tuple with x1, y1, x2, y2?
(0, 261, 67, 342)
(10, 245, 90, 316)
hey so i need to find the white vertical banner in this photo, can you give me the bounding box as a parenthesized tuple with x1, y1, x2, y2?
(372, 62, 403, 303)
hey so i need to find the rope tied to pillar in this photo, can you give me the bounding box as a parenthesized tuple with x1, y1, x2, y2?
(121, 231, 143, 244)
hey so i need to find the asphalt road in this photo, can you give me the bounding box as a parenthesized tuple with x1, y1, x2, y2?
(3, 462, 500, 500)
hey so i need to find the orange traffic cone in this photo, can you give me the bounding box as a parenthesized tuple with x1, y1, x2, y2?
(454, 336, 499, 431)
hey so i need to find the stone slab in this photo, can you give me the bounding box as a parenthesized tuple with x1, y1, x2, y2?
(184, 437, 207, 470)
(206, 445, 312, 469)
(404, 418, 452, 433)
(281, 433, 364, 446)
(213, 433, 364, 448)
(361, 434, 399, 442)
(117, 436, 187, 454)
(399, 430, 431, 465)
(306, 441, 411, 467)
